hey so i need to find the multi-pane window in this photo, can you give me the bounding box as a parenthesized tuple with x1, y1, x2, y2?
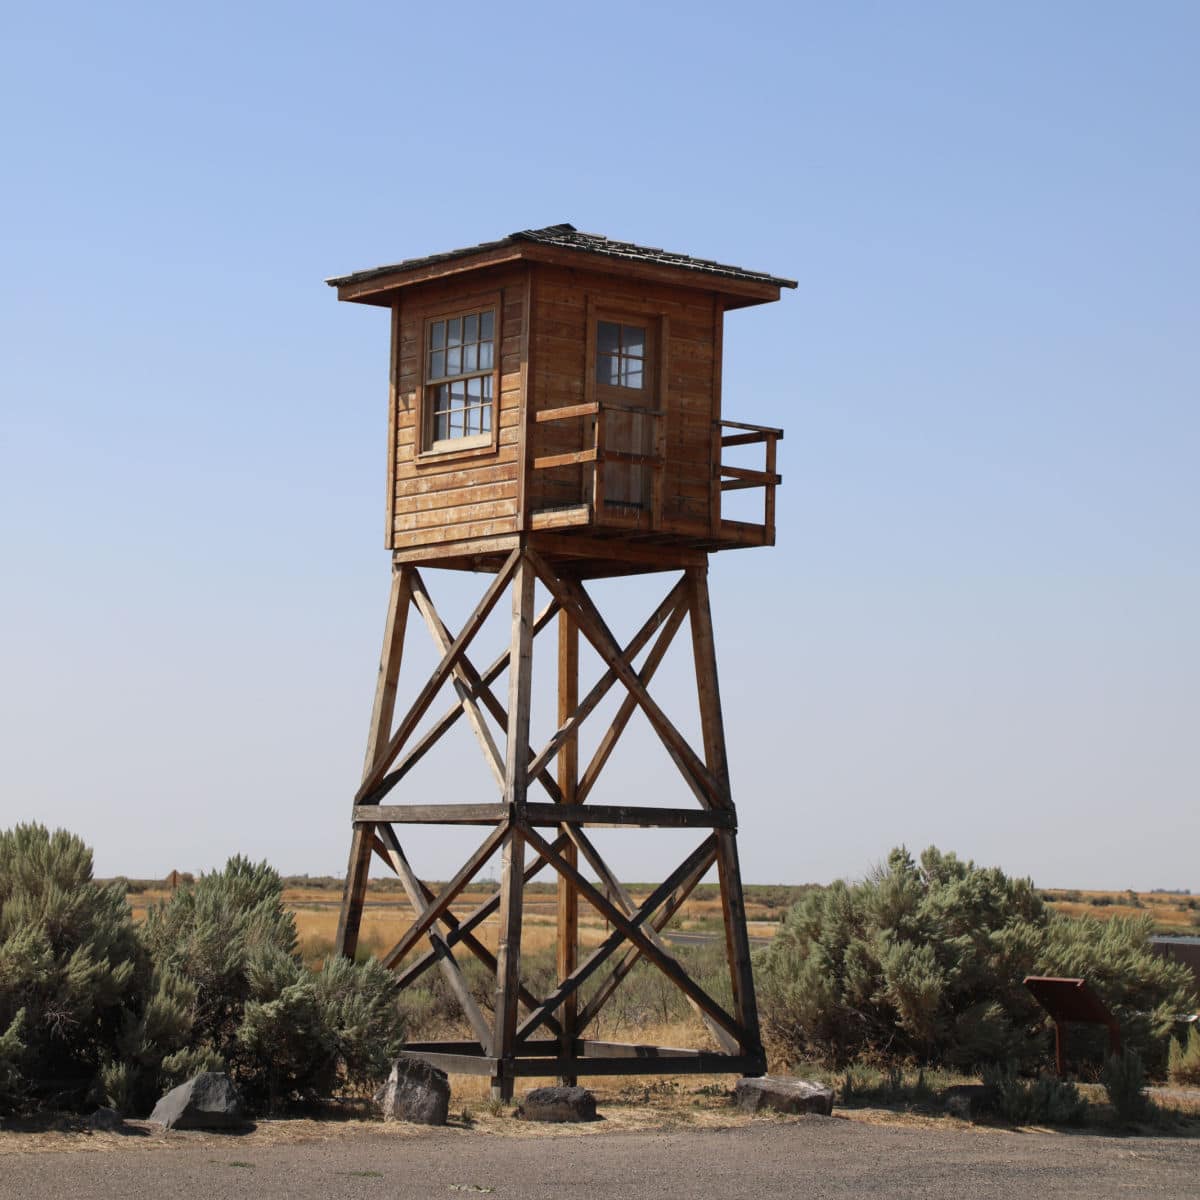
(426, 308, 496, 445)
(595, 321, 645, 389)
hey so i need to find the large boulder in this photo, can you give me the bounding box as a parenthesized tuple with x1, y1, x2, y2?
(375, 1055, 451, 1126)
(517, 1085, 597, 1123)
(87, 1106, 124, 1132)
(148, 1072, 245, 1131)
(734, 1075, 834, 1117)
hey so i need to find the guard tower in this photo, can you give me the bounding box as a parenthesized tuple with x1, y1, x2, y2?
(327, 224, 794, 1098)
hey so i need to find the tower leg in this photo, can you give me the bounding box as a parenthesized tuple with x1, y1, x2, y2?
(491, 553, 536, 1099)
(556, 610, 579, 1084)
(336, 566, 411, 959)
(686, 565, 764, 1067)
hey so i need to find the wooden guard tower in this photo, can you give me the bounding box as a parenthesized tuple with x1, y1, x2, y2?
(327, 224, 794, 1098)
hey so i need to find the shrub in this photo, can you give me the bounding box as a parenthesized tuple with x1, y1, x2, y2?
(1101, 1049, 1150, 1123)
(1039, 914, 1194, 1074)
(756, 846, 1046, 1068)
(140, 857, 405, 1111)
(756, 845, 1198, 1073)
(0, 824, 153, 1113)
(982, 1063, 1087, 1125)
(1168, 1025, 1200, 1086)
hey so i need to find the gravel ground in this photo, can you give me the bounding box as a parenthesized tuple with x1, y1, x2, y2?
(2, 1116, 1198, 1200)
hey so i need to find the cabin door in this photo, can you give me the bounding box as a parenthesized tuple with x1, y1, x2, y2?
(594, 318, 656, 513)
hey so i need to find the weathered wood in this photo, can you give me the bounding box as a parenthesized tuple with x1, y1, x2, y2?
(562, 825, 738, 1054)
(392, 833, 569, 992)
(522, 803, 733, 829)
(355, 804, 508, 824)
(572, 838, 716, 1035)
(409, 569, 505, 791)
(526, 552, 720, 809)
(520, 824, 745, 1045)
(358, 549, 520, 801)
(491, 554, 536, 1098)
(687, 565, 762, 1055)
(576, 592, 689, 804)
(378, 821, 510, 972)
(556, 610, 579, 1084)
(374, 598, 558, 798)
(514, 833, 721, 1045)
(335, 568, 412, 958)
(526, 577, 687, 780)
(370, 827, 493, 1047)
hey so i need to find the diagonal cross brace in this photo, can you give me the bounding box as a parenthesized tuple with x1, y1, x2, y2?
(526, 577, 688, 781)
(513, 834, 720, 1045)
(524, 549, 721, 810)
(519, 823, 745, 1046)
(358, 549, 520, 801)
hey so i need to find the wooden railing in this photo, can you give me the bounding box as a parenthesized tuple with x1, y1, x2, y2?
(533, 401, 665, 524)
(718, 420, 782, 544)
(529, 408, 781, 543)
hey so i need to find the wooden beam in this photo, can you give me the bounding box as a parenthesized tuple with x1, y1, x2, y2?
(378, 821, 510, 971)
(563, 826, 738, 1054)
(519, 824, 745, 1046)
(556, 610, 579, 1084)
(533, 447, 598, 471)
(491, 553, 536, 1098)
(392, 833, 569, 991)
(371, 825, 493, 1048)
(514, 834, 720, 1045)
(336, 567, 412, 959)
(526, 577, 687, 780)
(374, 598, 559, 799)
(573, 839, 716, 1036)
(522, 803, 733, 829)
(525, 550, 721, 810)
(576, 596, 689, 805)
(409, 569, 505, 791)
(687, 565, 763, 1057)
(355, 804, 508, 825)
(535, 401, 599, 423)
(358, 549, 520, 800)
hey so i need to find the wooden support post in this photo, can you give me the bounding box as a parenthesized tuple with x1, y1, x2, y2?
(686, 565, 764, 1064)
(336, 566, 411, 959)
(556, 610, 579, 1083)
(491, 551, 536, 1099)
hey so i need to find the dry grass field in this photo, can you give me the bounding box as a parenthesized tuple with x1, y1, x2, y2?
(122, 880, 1198, 971)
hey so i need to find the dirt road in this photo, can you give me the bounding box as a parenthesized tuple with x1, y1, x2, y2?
(2, 1117, 1197, 1200)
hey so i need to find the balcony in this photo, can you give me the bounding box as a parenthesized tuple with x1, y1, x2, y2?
(529, 404, 781, 550)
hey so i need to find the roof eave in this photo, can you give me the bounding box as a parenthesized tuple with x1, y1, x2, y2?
(328, 242, 794, 308)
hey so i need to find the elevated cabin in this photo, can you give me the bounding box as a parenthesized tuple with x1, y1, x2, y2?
(327, 224, 795, 575)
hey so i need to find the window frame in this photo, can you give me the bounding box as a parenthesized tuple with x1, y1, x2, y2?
(416, 291, 503, 460)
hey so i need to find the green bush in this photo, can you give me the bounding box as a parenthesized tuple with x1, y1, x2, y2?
(0, 827, 405, 1117)
(755, 847, 1046, 1068)
(756, 845, 1196, 1073)
(1101, 1048, 1150, 1123)
(1168, 1025, 1200, 1086)
(982, 1063, 1087, 1125)
(0, 824, 158, 1113)
(143, 857, 404, 1112)
(1039, 914, 1193, 1074)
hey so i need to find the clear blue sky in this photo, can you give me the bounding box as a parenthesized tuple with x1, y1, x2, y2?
(2, 2, 1196, 890)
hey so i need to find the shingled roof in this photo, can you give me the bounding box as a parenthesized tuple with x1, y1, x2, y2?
(326, 223, 798, 292)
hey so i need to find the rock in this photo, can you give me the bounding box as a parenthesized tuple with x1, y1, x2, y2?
(734, 1075, 834, 1116)
(517, 1086, 597, 1123)
(942, 1084, 997, 1122)
(148, 1072, 246, 1131)
(87, 1107, 124, 1132)
(375, 1055, 451, 1126)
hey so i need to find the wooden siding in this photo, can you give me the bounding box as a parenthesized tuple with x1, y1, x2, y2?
(526, 265, 719, 537)
(390, 268, 527, 550)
